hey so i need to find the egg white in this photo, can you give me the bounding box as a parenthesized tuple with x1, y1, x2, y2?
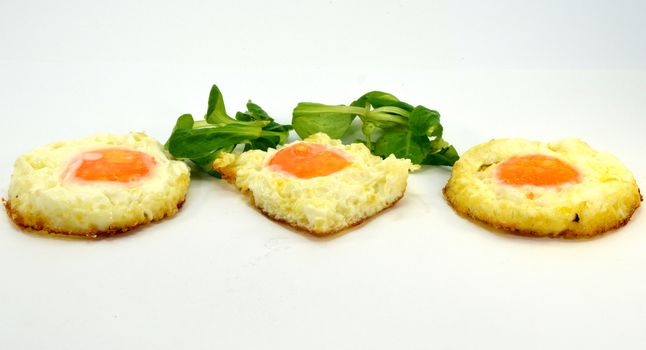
(5, 132, 190, 238)
(213, 133, 414, 236)
(444, 138, 642, 238)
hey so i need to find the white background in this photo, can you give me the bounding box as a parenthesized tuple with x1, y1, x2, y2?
(1, 1, 645, 349)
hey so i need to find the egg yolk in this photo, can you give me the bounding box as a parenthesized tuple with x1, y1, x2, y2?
(72, 148, 156, 183)
(268, 143, 351, 179)
(497, 154, 580, 186)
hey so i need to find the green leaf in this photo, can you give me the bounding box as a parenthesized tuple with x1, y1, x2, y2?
(423, 145, 459, 166)
(167, 83, 292, 177)
(263, 121, 292, 144)
(246, 138, 276, 151)
(174, 113, 195, 130)
(428, 137, 449, 152)
(363, 110, 408, 129)
(165, 114, 195, 149)
(247, 123, 292, 151)
(263, 120, 292, 133)
(206, 84, 233, 124)
(190, 149, 229, 177)
(246, 100, 272, 120)
(374, 130, 430, 164)
(167, 124, 262, 159)
(292, 90, 459, 166)
(235, 111, 254, 122)
(361, 122, 378, 149)
(408, 106, 441, 136)
(232, 113, 271, 128)
(292, 102, 355, 139)
(351, 91, 414, 111)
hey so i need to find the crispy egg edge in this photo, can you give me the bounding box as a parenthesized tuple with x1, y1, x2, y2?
(4, 132, 191, 239)
(213, 133, 413, 236)
(443, 138, 642, 239)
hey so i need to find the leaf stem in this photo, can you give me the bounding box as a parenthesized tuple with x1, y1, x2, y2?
(373, 106, 411, 118)
(297, 104, 365, 116)
(365, 111, 408, 126)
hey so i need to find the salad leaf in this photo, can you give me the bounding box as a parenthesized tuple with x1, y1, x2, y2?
(408, 106, 440, 136)
(374, 130, 430, 164)
(205, 85, 233, 125)
(423, 144, 459, 166)
(292, 103, 355, 139)
(292, 91, 458, 166)
(166, 84, 291, 176)
(352, 91, 414, 111)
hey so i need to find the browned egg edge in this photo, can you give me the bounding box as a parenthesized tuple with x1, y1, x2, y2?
(442, 186, 642, 239)
(3, 197, 186, 239)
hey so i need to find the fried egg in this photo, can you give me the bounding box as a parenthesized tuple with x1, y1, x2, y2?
(213, 133, 414, 236)
(444, 138, 642, 238)
(4, 132, 190, 238)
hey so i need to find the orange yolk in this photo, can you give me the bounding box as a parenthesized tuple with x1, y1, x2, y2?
(497, 154, 580, 186)
(268, 143, 351, 179)
(72, 148, 156, 183)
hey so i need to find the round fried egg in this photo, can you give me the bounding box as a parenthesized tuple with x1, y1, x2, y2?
(213, 133, 414, 236)
(4, 132, 190, 238)
(444, 138, 642, 238)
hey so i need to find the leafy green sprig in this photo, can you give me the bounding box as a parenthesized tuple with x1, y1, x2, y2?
(166, 85, 291, 176)
(292, 91, 458, 166)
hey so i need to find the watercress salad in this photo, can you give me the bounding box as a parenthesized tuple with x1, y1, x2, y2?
(166, 84, 291, 176)
(292, 91, 458, 166)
